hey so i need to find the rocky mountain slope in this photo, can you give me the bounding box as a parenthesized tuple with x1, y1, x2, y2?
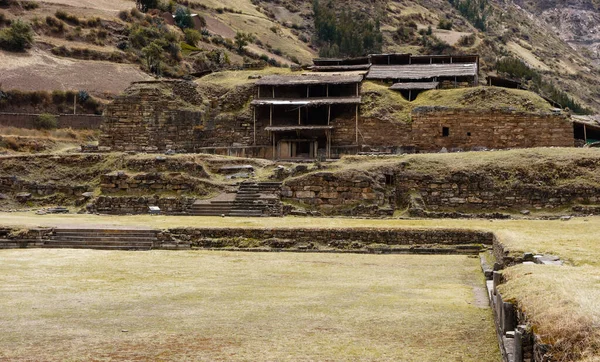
(0, 0, 598, 112)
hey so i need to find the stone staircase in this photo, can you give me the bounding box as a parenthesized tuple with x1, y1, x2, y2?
(229, 182, 282, 217)
(188, 193, 236, 216)
(188, 182, 282, 217)
(43, 229, 158, 250)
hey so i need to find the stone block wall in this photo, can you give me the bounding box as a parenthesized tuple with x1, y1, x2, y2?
(411, 107, 574, 151)
(282, 171, 386, 210)
(88, 196, 196, 214)
(124, 158, 209, 178)
(100, 82, 203, 152)
(396, 173, 600, 211)
(359, 117, 412, 148)
(165, 227, 494, 247)
(100, 171, 215, 195)
(0, 176, 90, 196)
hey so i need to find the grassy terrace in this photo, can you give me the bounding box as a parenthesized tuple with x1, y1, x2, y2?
(0, 250, 498, 361)
(2, 213, 599, 360)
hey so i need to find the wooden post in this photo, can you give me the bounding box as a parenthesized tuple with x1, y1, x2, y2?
(298, 107, 301, 125)
(327, 105, 331, 125)
(307, 86, 309, 98)
(253, 107, 256, 145)
(409, 90, 412, 102)
(326, 85, 329, 97)
(584, 124, 588, 143)
(356, 83, 359, 97)
(73, 94, 77, 115)
(273, 135, 276, 160)
(258, 86, 261, 98)
(269, 105, 273, 126)
(355, 104, 359, 145)
(272, 86, 275, 98)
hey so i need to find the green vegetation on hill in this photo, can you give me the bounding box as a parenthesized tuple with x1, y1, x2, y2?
(448, 0, 488, 31)
(312, 0, 383, 57)
(0, 19, 33, 51)
(496, 57, 593, 115)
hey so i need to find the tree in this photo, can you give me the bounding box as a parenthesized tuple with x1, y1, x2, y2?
(0, 19, 34, 52)
(142, 41, 163, 75)
(174, 6, 193, 29)
(234, 31, 255, 51)
(136, 0, 158, 13)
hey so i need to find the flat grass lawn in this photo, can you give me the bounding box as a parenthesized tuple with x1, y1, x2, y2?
(0, 250, 499, 361)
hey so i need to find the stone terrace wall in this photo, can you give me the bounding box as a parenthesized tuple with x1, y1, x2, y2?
(165, 227, 494, 246)
(0, 113, 103, 129)
(396, 172, 600, 210)
(282, 171, 386, 209)
(0, 176, 90, 196)
(411, 108, 574, 151)
(89, 196, 196, 214)
(100, 171, 216, 195)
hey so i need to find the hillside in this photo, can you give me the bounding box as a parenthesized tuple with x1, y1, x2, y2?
(0, 0, 598, 113)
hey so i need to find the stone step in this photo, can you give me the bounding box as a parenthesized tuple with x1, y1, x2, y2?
(54, 236, 157, 242)
(228, 212, 264, 217)
(47, 240, 154, 247)
(190, 205, 233, 210)
(53, 229, 156, 235)
(43, 244, 151, 250)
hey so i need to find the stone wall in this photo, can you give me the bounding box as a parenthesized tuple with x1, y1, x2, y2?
(100, 81, 203, 152)
(99, 171, 216, 195)
(88, 196, 196, 214)
(0, 112, 103, 129)
(396, 172, 600, 211)
(411, 107, 574, 151)
(282, 171, 388, 211)
(164, 227, 494, 247)
(0, 176, 90, 196)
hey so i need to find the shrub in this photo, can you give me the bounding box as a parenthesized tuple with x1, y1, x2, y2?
(234, 31, 254, 51)
(437, 18, 453, 30)
(0, 19, 34, 52)
(184, 28, 201, 46)
(457, 33, 476, 46)
(45, 16, 65, 32)
(118, 10, 130, 21)
(22, 1, 39, 10)
(55, 10, 79, 25)
(34, 113, 58, 130)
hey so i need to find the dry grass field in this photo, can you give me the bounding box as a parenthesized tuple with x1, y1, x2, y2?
(0, 250, 499, 361)
(2, 212, 599, 359)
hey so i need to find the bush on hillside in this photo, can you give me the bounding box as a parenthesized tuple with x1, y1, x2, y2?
(184, 28, 201, 46)
(0, 19, 34, 51)
(438, 18, 453, 30)
(34, 113, 58, 130)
